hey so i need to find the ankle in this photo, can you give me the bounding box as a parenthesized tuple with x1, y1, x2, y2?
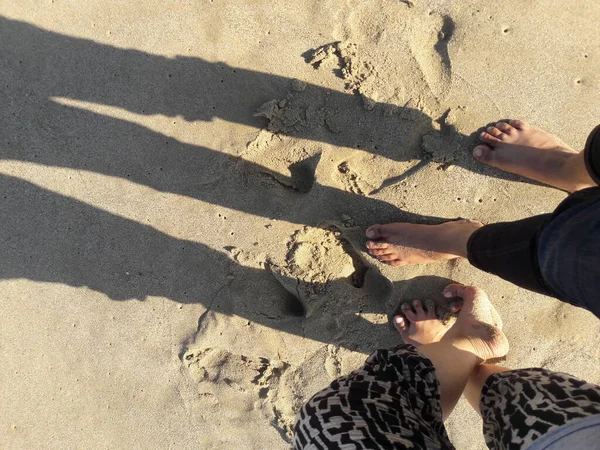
(561, 151, 597, 192)
(442, 221, 483, 258)
(441, 336, 484, 364)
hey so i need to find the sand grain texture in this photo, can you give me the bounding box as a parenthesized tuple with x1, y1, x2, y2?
(1, 0, 600, 449)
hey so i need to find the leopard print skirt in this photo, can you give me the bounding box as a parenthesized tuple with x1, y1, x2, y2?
(293, 345, 600, 450)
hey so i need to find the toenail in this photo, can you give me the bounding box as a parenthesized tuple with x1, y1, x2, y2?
(366, 230, 375, 238)
(473, 147, 483, 158)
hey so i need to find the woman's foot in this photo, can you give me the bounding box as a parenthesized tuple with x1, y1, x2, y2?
(441, 284, 508, 361)
(474, 120, 596, 192)
(395, 285, 507, 361)
(366, 220, 483, 266)
(393, 299, 454, 346)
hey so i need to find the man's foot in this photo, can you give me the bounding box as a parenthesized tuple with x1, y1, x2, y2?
(366, 220, 483, 266)
(393, 299, 455, 346)
(441, 284, 508, 361)
(474, 120, 595, 192)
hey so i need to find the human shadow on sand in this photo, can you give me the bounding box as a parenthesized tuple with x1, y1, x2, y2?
(1, 17, 505, 352)
(0, 173, 461, 353)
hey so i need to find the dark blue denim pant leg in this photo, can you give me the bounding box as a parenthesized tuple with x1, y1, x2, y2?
(467, 187, 600, 320)
(537, 191, 600, 317)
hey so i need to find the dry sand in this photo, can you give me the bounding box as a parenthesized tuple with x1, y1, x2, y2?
(1, 0, 599, 449)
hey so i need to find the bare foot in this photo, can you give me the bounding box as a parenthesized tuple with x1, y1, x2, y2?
(365, 220, 483, 266)
(474, 120, 595, 192)
(393, 299, 454, 346)
(441, 284, 508, 361)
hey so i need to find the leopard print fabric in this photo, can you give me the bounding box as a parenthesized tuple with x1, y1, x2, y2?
(294, 346, 600, 450)
(481, 368, 600, 450)
(293, 345, 454, 450)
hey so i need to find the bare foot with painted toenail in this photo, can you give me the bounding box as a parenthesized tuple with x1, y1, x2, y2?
(396, 284, 508, 361)
(474, 120, 596, 192)
(440, 284, 508, 361)
(366, 220, 483, 266)
(393, 299, 455, 346)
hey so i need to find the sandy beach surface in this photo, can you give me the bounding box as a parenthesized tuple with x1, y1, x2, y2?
(1, 1, 600, 448)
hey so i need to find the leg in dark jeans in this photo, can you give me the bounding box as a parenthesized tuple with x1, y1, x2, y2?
(366, 123, 600, 317)
(467, 187, 600, 316)
(466, 214, 553, 297)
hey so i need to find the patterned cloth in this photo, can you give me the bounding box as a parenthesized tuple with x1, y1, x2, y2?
(293, 345, 600, 450)
(481, 368, 600, 450)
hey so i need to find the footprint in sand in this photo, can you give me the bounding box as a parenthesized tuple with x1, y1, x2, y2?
(270, 226, 357, 316)
(182, 347, 295, 438)
(240, 130, 321, 194)
(408, 12, 455, 102)
(421, 107, 467, 167)
(181, 345, 374, 441)
(226, 246, 307, 319)
(271, 225, 392, 319)
(305, 41, 377, 110)
(336, 160, 374, 196)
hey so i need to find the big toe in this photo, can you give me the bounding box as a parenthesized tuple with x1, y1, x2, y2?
(444, 284, 492, 322)
(366, 224, 385, 239)
(393, 315, 407, 332)
(473, 144, 491, 161)
(394, 315, 418, 345)
(473, 144, 503, 167)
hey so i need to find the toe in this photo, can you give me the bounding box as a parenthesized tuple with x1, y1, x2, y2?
(448, 299, 463, 313)
(479, 131, 501, 145)
(486, 126, 504, 138)
(369, 249, 392, 256)
(366, 241, 389, 250)
(495, 122, 514, 134)
(509, 119, 528, 130)
(443, 284, 485, 312)
(401, 303, 417, 321)
(377, 254, 399, 262)
(412, 300, 425, 318)
(424, 299, 436, 318)
(366, 224, 386, 239)
(443, 283, 471, 297)
(393, 314, 407, 332)
(473, 144, 501, 167)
